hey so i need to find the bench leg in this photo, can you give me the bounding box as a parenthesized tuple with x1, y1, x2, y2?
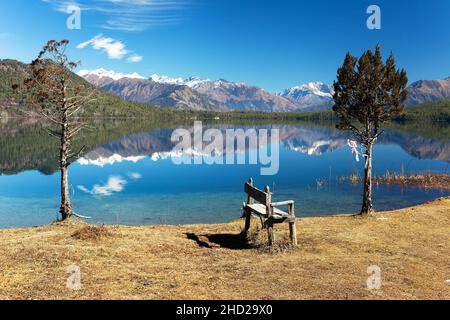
(289, 221, 298, 246)
(267, 221, 275, 246)
(244, 209, 251, 234)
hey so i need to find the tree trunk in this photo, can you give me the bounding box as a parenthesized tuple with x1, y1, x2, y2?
(361, 142, 373, 215)
(59, 111, 72, 220)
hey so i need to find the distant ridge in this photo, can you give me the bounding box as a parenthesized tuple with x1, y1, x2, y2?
(406, 77, 450, 105)
(79, 69, 332, 112)
(80, 68, 450, 111)
(2, 60, 449, 113)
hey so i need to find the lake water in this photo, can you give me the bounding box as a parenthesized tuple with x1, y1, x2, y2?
(0, 120, 448, 228)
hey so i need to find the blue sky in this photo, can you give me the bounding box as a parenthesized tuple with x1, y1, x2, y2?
(0, 0, 449, 92)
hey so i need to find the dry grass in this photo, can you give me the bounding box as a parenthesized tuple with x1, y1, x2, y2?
(373, 173, 450, 191)
(340, 173, 450, 191)
(71, 225, 114, 241)
(0, 198, 449, 300)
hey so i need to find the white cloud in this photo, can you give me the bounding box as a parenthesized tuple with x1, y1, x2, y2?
(127, 54, 143, 63)
(77, 34, 144, 62)
(128, 172, 142, 180)
(77, 34, 129, 59)
(41, 0, 89, 14)
(77, 185, 90, 193)
(42, 0, 187, 32)
(92, 176, 127, 196)
(77, 175, 128, 197)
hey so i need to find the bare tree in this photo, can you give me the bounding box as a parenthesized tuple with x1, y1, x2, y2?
(16, 40, 94, 220)
(333, 45, 408, 215)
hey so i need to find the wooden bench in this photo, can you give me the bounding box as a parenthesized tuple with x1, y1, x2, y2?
(242, 178, 297, 246)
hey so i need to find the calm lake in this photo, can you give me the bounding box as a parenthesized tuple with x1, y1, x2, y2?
(0, 120, 449, 228)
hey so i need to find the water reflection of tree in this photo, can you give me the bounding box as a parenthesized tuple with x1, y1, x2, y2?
(0, 118, 181, 175)
(1, 121, 449, 176)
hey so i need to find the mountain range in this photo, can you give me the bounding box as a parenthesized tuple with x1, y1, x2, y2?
(81, 71, 228, 111)
(1, 59, 449, 114)
(79, 68, 450, 112)
(78, 68, 335, 112)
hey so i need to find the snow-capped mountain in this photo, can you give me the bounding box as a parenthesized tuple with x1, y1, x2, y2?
(150, 74, 213, 89)
(188, 78, 301, 112)
(149, 74, 305, 111)
(79, 70, 229, 111)
(281, 82, 334, 99)
(78, 154, 146, 167)
(279, 82, 335, 111)
(77, 68, 145, 81)
(79, 68, 336, 112)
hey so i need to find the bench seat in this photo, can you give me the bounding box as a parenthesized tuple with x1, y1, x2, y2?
(244, 203, 295, 223)
(245, 203, 288, 218)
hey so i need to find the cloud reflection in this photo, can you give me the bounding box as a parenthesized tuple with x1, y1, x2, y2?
(77, 173, 142, 197)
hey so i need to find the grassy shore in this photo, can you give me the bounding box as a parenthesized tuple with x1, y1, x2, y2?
(0, 198, 449, 300)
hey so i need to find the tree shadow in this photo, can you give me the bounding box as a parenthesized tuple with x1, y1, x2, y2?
(185, 232, 252, 250)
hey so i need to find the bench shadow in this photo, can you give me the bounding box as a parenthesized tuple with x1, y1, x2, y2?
(185, 233, 212, 248)
(185, 232, 252, 250)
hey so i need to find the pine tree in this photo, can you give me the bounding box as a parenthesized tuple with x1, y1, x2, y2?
(333, 45, 408, 214)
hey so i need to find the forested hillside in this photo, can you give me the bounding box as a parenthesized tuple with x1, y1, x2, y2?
(0, 59, 160, 118)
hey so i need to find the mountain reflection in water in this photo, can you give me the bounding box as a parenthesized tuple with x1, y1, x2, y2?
(77, 125, 450, 166)
(0, 120, 448, 228)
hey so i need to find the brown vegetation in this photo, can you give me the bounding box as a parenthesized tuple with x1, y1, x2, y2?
(71, 225, 114, 241)
(340, 173, 450, 191)
(0, 198, 448, 300)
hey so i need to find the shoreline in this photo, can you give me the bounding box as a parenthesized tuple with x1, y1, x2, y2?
(0, 197, 448, 300)
(1, 193, 449, 231)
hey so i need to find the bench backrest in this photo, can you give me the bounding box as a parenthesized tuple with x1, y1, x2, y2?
(244, 178, 271, 209)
